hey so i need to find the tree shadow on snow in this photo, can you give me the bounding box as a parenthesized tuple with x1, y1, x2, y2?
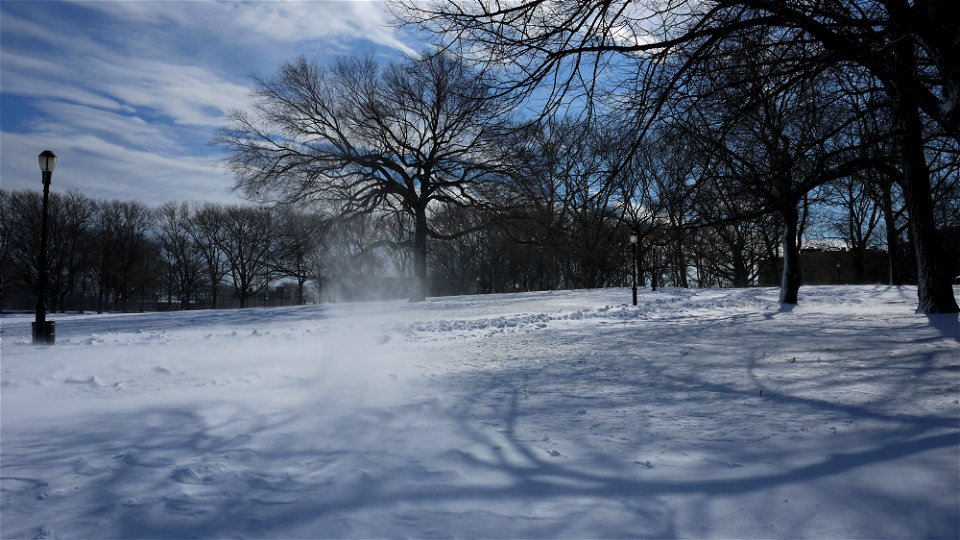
(925, 313, 959, 341)
(2, 305, 958, 539)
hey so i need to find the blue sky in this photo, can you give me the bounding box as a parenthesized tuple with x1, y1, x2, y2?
(1, 0, 418, 206)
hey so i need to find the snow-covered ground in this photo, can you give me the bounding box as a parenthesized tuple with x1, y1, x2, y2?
(1, 285, 958, 539)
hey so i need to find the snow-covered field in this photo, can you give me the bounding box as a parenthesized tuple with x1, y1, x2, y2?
(1, 285, 958, 539)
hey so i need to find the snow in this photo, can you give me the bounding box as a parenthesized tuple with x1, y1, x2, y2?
(1, 285, 958, 539)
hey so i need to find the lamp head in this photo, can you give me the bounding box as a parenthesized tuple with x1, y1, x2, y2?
(38, 150, 58, 173)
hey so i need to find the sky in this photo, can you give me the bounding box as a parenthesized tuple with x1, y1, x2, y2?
(1, 0, 419, 207)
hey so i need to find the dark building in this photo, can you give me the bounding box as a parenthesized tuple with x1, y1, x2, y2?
(759, 247, 889, 286)
(759, 227, 960, 287)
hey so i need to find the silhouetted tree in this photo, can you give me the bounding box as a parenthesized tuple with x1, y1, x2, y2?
(219, 52, 512, 301)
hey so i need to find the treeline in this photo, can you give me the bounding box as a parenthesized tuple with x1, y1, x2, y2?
(215, 53, 958, 310)
(1, 192, 287, 311)
(376, 0, 960, 313)
(3, 142, 951, 312)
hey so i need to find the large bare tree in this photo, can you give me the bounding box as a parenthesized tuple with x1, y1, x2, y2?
(218, 52, 511, 301)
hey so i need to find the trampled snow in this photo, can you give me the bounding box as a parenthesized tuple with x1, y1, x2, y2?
(1, 286, 958, 539)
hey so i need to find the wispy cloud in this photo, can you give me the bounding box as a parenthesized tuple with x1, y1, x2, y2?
(231, 1, 417, 56)
(76, 1, 418, 57)
(1, 129, 237, 207)
(1, 1, 418, 206)
(91, 57, 252, 128)
(1, 9, 251, 128)
(1, 50, 134, 114)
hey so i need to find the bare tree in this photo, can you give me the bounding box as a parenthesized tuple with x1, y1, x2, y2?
(213, 205, 275, 308)
(671, 26, 859, 305)
(824, 178, 883, 283)
(190, 204, 230, 309)
(428, 205, 487, 295)
(1, 190, 97, 312)
(155, 202, 205, 308)
(270, 206, 326, 305)
(501, 120, 631, 289)
(320, 212, 395, 302)
(88, 200, 155, 313)
(218, 52, 511, 301)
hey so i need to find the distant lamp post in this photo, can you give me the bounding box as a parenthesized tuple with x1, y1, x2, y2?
(836, 262, 841, 284)
(33, 150, 57, 344)
(629, 233, 638, 306)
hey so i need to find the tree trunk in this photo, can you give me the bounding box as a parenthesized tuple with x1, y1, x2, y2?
(732, 252, 749, 288)
(880, 182, 902, 286)
(895, 38, 959, 313)
(210, 278, 219, 310)
(411, 206, 428, 302)
(650, 249, 658, 291)
(851, 245, 866, 284)
(675, 231, 689, 288)
(847, 198, 867, 283)
(779, 203, 802, 305)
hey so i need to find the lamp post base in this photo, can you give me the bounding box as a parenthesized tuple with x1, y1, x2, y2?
(32, 321, 56, 344)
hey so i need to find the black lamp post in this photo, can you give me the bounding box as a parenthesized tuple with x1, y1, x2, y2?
(836, 262, 841, 284)
(629, 233, 638, 306)
(33, 150, 57, 344)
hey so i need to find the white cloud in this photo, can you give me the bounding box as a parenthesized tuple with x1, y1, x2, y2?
(2, 1, 418, 134)
(88, 56, 251, 127)
(28, 100, 179, 152)
(1, 130, 240, 207)
(2, 43, 250, 129)
(0, 50, 134, 113)
(231, 1, 417, 56)
(1, 0, 419, 205)
(72, 0, 417, 56)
